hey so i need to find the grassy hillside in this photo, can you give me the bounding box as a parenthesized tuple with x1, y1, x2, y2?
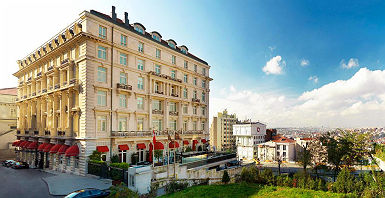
(161, 183, 355, 198)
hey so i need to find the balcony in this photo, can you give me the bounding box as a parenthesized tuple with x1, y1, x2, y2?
(47, 66, 53, 71)
(34, 131, 39, 135)
(32, 92, 36, 96)
(27, 77, 32, 82)
(62, 81, 67, 86)
(19, 81, 24, 86)
(117, 83, 132, 91)
(111, 131, 152, 137)
(155, 90, 164, 95)
(169, 111, 179, 116)
(54, 84, 60, 89)
(69, 78, 78, 85)
(42, 89, 47, 93)
(25, 130, 29, 135)
(182, 130, 204, 135)
(171, 93, 179, 97)
(58, 130, 66, 136)
(192, 98, 200, 103)
(152, 109, 163, 114)
(37, 72, 42, 77)
(49, 86, 53, 90)
(45, 130, 51, 136)
(23, 95, 27, 99)
(17, 130, 20, 134)
(61, 58, 69, 65)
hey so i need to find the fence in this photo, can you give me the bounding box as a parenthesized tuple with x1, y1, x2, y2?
(87, 162, 128, 183)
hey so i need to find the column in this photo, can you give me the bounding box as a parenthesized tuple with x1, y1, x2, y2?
(52, 95, 59, 136)
(37, 99, 41, 134)
(164, 99, 169, 131)
(177, 102, 182, 130)
(148, 97, 152, 130)
(68, 91, 73, 137)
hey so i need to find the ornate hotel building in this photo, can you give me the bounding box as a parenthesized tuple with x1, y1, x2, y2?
(13, 7, 211, 175)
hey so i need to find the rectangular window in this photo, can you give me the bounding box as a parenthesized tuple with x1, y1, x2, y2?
(97, 67, 107, 83)
(97, 46, 107, 60)
(171, 70, 176, 79)
(120, 53, 127, 65)
(152, 34, 160, 41)
(202, 92, 206, 102)
(183, 88, 188, 99)
(184, 60, 188, 69)
(193, 91, 197, 99)
(193, 106, 197, 114)
(194, 64, 197, 72)
(201, 122, 205, 130)
(135, 26, 144, 34)
(138, 42, 144, 53)
(154, 82, 159, 93)
(193, 121, 197, 130)
(97, 90, 107, 106)
(152, 100, 162, 110)
(202, 80, 206, 88)
(169, 120, 177, 130)
(169, 102, 176, 112)
(277, 145, 280, 150)
(172, 55, 176, 64)
(156, 49, 161, 59)
(119, 94, 127, 108)
(120, 72, 127, 84)
(152, 119, 162, 131)
(183, 74, 188, 83)
(137, 59, 144, 71)
(97, 115, 107, 131)
(137, 118, 144, 131)
(121, 35, 127, 46)
(118, 117, 127, 131)
(99, 26, 106, 39)
(137, 97, 144, 109)
(283, 145, 287, 150)
(183, 121, 187, 131)
(183, 105, 188, 114)
(193, 77, 197, 86)
(202, 68, 206, 76)
(155, 65, 161, 74)
(202, 107, 206, 116)
(137, 77, 144, 90)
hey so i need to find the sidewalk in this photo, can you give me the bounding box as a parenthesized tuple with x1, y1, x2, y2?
(41, 171, 112, 196)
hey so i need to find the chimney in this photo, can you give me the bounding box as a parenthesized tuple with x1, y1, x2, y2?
(112, 6, 117, 21)
(124, 12, 129, 26)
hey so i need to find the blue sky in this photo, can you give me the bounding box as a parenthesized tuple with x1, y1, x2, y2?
(2, 0, 385, 127)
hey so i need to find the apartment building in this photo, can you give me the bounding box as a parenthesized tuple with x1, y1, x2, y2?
(209, 109, 238, 151)
(233, 121, 266, 161)
(13, 7, 211, 175)
(257, 135, 296, 162)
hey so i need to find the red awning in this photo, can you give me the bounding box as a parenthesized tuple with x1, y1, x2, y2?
(49, 144, 62, 154)
(193, 140, 198, 145)
(65, 145, 79, 157)
(19, 141, 29, 148)
(96, 146, 109, 153)
(12, 140, 20, 146)
(38, 143, 48, 151)
(24, 141, 33, 148)
(118, 144, 129, 151)
(169, 141, 179, 149)
(58, 145, 69, 155)
(43, 144, 54, 152)
(183, 140, 189, 145)
(137, 143, 146, 150)
(201, 139, 207, 144)
(150, 142, 164, 150)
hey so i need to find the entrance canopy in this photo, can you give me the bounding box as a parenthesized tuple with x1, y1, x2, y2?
(96, 146, 109, 153)
(65, 145, 79, 157)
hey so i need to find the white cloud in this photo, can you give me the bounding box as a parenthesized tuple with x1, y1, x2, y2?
(308, 76, 319, 83)
(262, 56, 285, 75)
(211, 68, 385, 128)
(341, 58, 359, 69)
(300, 59, 310, 67)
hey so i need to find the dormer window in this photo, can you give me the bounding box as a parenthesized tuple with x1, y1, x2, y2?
(167, 39, 177, 49)
(180, 45, 188, 54)
(151, 31, 162, 42)
(133, 23, 146, 35)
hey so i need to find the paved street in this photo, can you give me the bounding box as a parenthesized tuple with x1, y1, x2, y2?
(0, 166, 61, 198)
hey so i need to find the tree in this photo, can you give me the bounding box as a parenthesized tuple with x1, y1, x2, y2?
(89, 150, 102, 161)
(110, 154, 119, 163)
(154, 150, 163, 163)
(297, 144, 312, 173)
(333, 167, 355, 194)
(222, 170, 230, 184)
(308, 138, 328, 177)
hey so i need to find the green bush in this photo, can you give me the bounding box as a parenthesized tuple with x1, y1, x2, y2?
(333, 167, 355, 194)
(240, 166, 258, 183)
(110, 154, 119, 163)
(185, 146, 192, 152)
(89, 150, 102, 161)
(165, 180, 189, 194)
(222, 170, 230, 184)
(260, 168, 275, 185)
(110, 162, 130, 170)
(107, 183, 139, 198)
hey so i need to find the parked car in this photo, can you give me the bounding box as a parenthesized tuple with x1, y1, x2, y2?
(2, 160, 16, 167)
(64, 188, 110, 198)
(11, 161, 29, 169)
